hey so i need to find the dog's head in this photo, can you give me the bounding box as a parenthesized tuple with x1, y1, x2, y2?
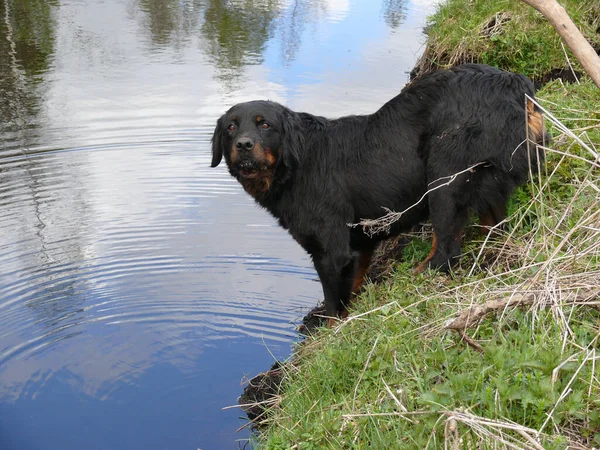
(211, 100, 303, 199)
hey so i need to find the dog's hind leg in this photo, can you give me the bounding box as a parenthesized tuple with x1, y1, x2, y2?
(478, 202, 506, 235)
(420, 189, 470, 273)
(413, 233, 437, 274)
(351, 247, 375, 294)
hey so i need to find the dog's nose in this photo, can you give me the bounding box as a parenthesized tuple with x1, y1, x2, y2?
(235, 137, 254, 151)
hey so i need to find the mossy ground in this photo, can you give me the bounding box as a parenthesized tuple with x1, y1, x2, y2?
(246, 2, 600, 448)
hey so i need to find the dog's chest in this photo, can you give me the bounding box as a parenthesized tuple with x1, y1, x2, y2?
(238, 173, 273, 199)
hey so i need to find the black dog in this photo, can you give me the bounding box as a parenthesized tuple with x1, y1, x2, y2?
(211, 64, 546, 325)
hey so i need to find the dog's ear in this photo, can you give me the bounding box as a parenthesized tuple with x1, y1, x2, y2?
(280, 111, 303, 170)
(210, 116, 224, 167)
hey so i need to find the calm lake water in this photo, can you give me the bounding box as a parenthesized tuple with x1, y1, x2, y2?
(0, 0, 437, 448)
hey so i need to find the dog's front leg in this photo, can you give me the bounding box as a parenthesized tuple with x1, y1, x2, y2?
(312, 251, 355, 328)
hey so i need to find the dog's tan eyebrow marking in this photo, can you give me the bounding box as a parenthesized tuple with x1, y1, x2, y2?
(256, 115, 263, 122)
(231, 115, 238, 121)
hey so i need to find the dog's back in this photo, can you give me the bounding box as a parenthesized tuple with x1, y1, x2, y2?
(420, 64, 545, 191)
(439, 64, 545, 162)
(400, 64, 545, 169)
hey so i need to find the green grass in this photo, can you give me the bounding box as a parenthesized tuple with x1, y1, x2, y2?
(416, 0, 600, 81)
(262, 303, 599, 449)
(248, 2, 600, 448)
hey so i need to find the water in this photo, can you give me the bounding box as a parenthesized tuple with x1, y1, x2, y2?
(0, 0, 437, 448)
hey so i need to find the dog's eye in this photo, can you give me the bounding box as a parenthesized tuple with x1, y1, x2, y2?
(261, 123, 270, 130)
(227, 124, 236, 131)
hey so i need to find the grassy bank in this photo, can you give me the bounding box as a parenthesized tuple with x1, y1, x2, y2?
(413, 0, 600, 82)
(251, 1, 600, 448)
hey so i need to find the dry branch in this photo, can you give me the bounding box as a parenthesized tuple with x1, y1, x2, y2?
(445, 287, 600, 331)
(446, 293, 536, 330)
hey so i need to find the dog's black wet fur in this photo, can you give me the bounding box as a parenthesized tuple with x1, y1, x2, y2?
(211, 64, 547, 323)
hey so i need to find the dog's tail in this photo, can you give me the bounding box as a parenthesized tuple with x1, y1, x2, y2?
(526, 97, 550, 147)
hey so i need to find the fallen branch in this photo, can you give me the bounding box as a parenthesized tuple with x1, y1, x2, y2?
(446, 293, 536, 331)
(445, 287, 600, 331)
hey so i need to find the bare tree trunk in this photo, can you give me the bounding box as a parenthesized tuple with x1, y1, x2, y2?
(519, 0, 600, 89)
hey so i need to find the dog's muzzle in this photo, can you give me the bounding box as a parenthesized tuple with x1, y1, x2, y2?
(236, 159, 261, 179)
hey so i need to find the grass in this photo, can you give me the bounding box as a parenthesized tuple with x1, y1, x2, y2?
(414, 0, 600, 82)
(242, 2, 600, 448)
